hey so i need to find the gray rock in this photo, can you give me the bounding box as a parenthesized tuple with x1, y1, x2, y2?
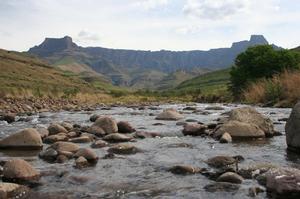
(103, 133, 132, 143)
(0, 128, 43, 149)
(155, 108, 184, 121)
(214, 121, 265, 140)
(220, 132, 232, 143)
(93, 117, 118, 134)
(265, 167, 300, 197)
(182, 124, 206, 136)
(91, 140, 108, 148)
(286, 102, 300, 152)
(229, 107, 274, 137)
(117, 121, 135, 133)
(48, 123, 68, 135)
(0, 182, 30, 199)
(3, 159, 40, 182)
(108, 143, 140, 155)
(216, 172, 244, 184)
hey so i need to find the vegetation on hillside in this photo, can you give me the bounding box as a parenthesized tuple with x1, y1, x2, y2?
(230, 45, 300, 97)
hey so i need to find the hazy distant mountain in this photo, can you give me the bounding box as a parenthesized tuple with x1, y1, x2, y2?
(28, 35, 275, 89)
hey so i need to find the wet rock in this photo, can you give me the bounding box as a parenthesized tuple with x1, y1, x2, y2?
(74, 148, 98, 162)
(0, 128, 43, 149)
(3, 159, 40, 183)
(57, 150, 74, 159)
(91, 140, 108, 148)
(50, 142, 80, 153)
(1, 113, 16, 123)
(228, 107, 274, 137)
(61, 122, 73, 131)
(155, 108, 184, 121)
(176, 121, 187, 126)
(220, 132, 232, 143)
(152, 123, 165, 126)
(169, 165, 205, 175)
(39, 148, 58, 162)
(238, 163, 277, 179)
(56, 155, 68, 163)
(205, 106, 225, 111)
(214, 121, 265, 140)
(36, 127, 49, 139)
(93, 116, 118, 134)
(183, 107, 197, 111)
(206, 155, 243, 168)
(117, 121, 135, 133)
(67, 131, 78, 138)
(216, 172, 244, 184)
(87, 125, 106, 137)
(108, 143, 140, 155)
(285, 102, 300, 153)
(69, 136, 91, 143)
(207, 123, 217, 129)
(204, 182, 240, 192)
(265, 167, 300, 198)
(248, 186, 264, 197)
(182, 124, 206, 136)
(89, 114, 100, 122)
(48, 123, 68, 135)
(0, 182, 30, 199)
(185, 119, 198, 122)
(43, 133, 68, 144)
(103, 133, 132, 143)
(134, 131, 160, 139)
(75, 156, 89, 169)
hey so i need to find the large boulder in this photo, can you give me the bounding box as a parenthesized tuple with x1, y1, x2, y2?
(0, 128, 43, 149)
(92, 117, 118, 134)
(286, 102, 300, 152)
(2, 159, 40, 182)
(214, 121, 265, 139)
(265, 167, 300, 198)
(155, 108, 184, 121)
(228, 107, 274, 137)
(0, 182, 30, 198)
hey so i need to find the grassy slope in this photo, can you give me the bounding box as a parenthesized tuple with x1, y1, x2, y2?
(0, 49, 114, 97)
(174, 68, 231, 95)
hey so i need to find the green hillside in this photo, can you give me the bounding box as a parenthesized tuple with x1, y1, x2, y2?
(0, 49, 117, 97)
(174, 68, 231, 95)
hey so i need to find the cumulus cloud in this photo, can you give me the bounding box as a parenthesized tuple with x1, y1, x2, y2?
(133, 0, 169, 10)
(183, 0, 249, 20)
(77, 30, 100, 41)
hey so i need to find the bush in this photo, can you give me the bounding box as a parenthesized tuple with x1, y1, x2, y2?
(230, 45, 300, 98)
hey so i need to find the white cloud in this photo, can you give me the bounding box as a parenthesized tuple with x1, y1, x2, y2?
(133, 0, 169, 10)
(77, 30, 100, 41)
(183, 0, 249, 20)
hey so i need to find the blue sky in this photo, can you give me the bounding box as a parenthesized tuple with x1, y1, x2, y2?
(0, 0, 299, 51)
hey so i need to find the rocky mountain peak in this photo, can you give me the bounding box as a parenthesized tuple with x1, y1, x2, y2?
(29, 36, 77, 56)
(249, 35, 269, 45)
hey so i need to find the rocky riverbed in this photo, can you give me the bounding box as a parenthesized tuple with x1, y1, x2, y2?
(0, 103, 299, 199)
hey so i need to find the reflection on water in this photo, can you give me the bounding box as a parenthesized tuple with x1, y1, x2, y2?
(0, 103, 297, 198)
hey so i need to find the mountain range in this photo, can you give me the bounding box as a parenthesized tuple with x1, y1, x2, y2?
(28, 35, 275, 89)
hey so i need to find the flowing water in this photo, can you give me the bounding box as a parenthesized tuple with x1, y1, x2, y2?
(0, 103, 299, 199)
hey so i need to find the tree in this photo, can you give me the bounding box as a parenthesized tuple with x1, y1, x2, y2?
(230, 45, 300, 97)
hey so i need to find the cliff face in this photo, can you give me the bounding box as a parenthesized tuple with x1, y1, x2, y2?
(28, 35, 275, 88)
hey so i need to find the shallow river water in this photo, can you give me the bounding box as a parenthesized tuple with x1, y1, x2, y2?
(1, 103, 300, 199)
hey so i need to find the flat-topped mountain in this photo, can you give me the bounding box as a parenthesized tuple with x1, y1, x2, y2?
(28, 35, 276, 89)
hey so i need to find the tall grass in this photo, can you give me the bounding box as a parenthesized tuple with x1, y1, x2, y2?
(243, 70, 300, 106)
